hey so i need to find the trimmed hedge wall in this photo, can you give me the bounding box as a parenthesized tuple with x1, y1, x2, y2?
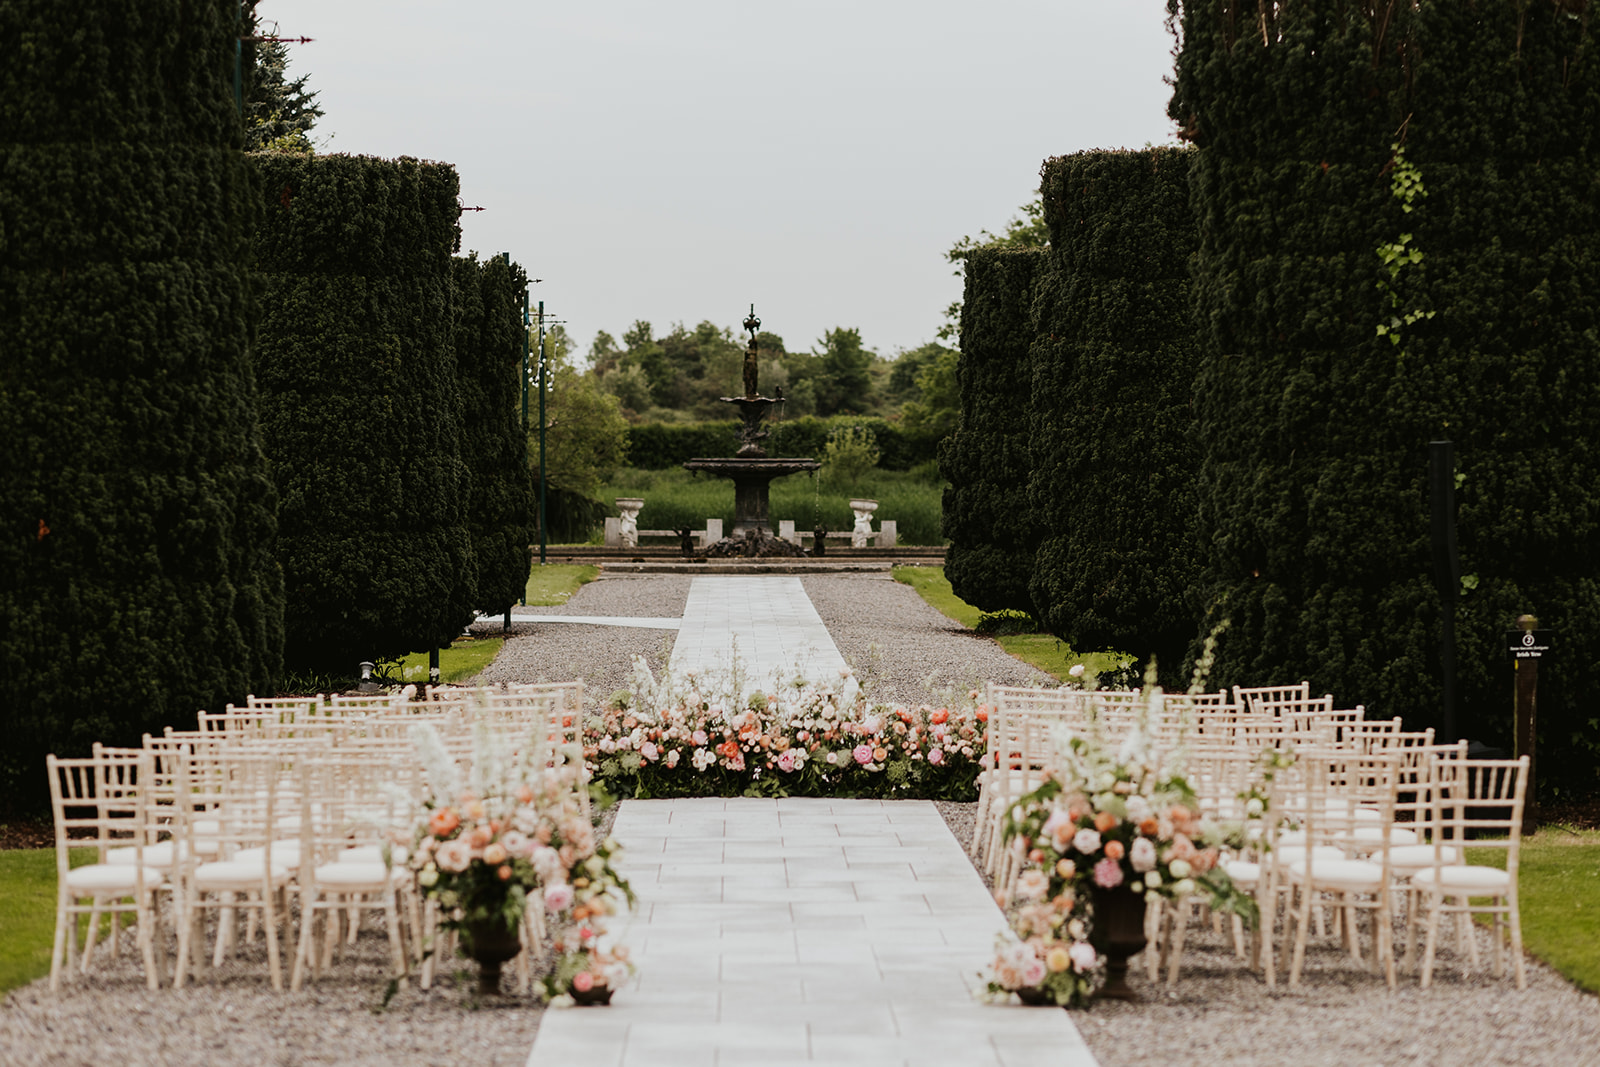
(1404, 4, 1600, 786)
(0, 0, 283, 809)
(1028, 149, 1200, 682)
(940, 248, 1045, 614)
(1172, 1, 1600, 788)
(625, 416, 938, 471)
(252, 153, 475, 671)
(455, 253, 535, 613)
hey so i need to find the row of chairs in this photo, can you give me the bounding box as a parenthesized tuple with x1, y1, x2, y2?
(46, 682, 585, 992)
(974, 682, 1531, 991)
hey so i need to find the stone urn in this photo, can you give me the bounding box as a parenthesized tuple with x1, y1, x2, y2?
(614, 497, 644, 549)
(462, 916, 523, 996)
(848, 498, 878, 548)
(1088, 881, 1147, 1001)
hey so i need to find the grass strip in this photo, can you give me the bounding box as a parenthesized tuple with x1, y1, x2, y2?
(525, 564, 599, 606)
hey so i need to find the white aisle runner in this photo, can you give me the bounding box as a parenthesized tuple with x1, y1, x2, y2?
(666, 576, 849, 687)
(525, 798, 1099, 1067)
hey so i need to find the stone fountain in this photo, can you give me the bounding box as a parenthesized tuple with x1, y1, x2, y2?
(683, 306, 820, 557)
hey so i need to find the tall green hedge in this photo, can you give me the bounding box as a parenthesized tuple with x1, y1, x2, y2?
(0, 0, 283, 809)
(1404, 3, 1600, 786)
(251, 153, 474, 671)
(454, 253, 535, 612)
(940, 248, 1045, 614)
(1171, 1, 1600, 788)
(625, 416, 937, 471)
(1027, 149, 1201, 681)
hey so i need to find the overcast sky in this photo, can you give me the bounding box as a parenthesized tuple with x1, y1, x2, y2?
(259, 1, 1178, 361)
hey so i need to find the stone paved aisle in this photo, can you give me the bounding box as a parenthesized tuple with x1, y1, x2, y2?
(667, 576, 848, 687)
(526, 797, 1098, 1067)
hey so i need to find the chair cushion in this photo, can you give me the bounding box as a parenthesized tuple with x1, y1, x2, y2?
(337, 844, 408, 866)
(1287, 858, 1385, 887)
(1410, 865, 1511, 893)
(234, 841, 302, 867)
(1387, 844, 1461, 871)
(107, 841, 185, 867)
(1343, 826, 1419, 847)
(1277, 845, 1345, 865)
(1221, 860, 1260, 885)
(194, 858, 292, 888)
(66, 864, 165, 892)
(311, 861, 399, 888)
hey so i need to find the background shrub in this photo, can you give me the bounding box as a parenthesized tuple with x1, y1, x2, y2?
(0, 0, 283, 810)
(252, 153, 475, 671)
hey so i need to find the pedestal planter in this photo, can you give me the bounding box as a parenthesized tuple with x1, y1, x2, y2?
(570, 982, 614, 1005)
(463, 918, 523, 996)
(1089, 882, 1147, 1001)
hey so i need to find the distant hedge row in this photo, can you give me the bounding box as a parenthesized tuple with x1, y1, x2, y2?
(455, 253, 536, 615)
(940, 248, 1044, 615)
(1029, 148, 1200, 687)
(0, 0, 284, 809)
(625, 416, 939, 471)
(251, 153, 476, 672)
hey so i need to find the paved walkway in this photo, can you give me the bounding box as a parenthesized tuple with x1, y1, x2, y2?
(667, 576, 849, 687)
(526, 798, 1098, 1067)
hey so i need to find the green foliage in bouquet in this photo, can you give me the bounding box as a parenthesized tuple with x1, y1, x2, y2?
(0, 0, 283, 810)
(941, 248, 1046, 615)
(251, 153, 475, 670)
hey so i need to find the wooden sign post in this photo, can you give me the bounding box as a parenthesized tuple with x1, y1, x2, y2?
(1507, 614, 1551, 832)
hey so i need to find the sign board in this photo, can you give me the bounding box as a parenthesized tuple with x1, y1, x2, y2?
(1506, 630, 1553, 660)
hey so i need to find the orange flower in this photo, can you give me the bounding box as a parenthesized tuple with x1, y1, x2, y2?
(515, 784, 535, 805)
(1138, 817, 1160, 836)
(976, 707, 989, 722)
(872, 746, 888, 762)
(428, 808, 460, 837)
(468, 826, 493, 849)
(497, 864, 513, 881)
(1169, 804, 1194, 826)
(930, 709, 949, 725)
(1103, 840, 1125, 861)
(1093, 811, 1118, 833)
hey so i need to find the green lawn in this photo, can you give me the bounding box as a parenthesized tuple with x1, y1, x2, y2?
(1471, 829, 1600, 992)
(393, 636, 504, 685)
(525, 563, 598, 606)
(0, 848, 104, 994)
(891, 566, 1129, 684)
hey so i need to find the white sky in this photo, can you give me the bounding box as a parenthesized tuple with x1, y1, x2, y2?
(258, 1, 1178, 361)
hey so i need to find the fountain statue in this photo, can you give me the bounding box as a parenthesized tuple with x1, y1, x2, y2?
(683, 306, 821, 557)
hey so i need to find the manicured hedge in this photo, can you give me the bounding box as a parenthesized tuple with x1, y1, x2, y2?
(455, 253, 535, 613)
(1027, 149, 1201, 684)
(1404, 3, 1600, 786)
(0, 0, 283, 809)
(1171, 1, 1600, 788)
(625, 416, 937, 471)
(252, 153, 475, 671)
(940, 248, 1045, 615)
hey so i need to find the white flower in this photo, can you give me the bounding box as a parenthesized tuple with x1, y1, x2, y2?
(1072, 828, 1102, 854)
(1168, 858, 1192, 880)
(1129, 837, 1157, 872)
(1172, 878, 1196, 895)
(1068, 664, 1085, 678)
(1144, 870, 1162, 889)
(1125, 795, 1152, 823)
(1245, 797, 1265, 817)
(1068, 941, 1097, 971)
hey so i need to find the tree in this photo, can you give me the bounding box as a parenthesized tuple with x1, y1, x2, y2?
(810, 327, 877, 416)
(243, 19, 323, 153)
(534, 338, 629, 498)
(940, 196, 1049, 341)
(897, 344, 960, 439)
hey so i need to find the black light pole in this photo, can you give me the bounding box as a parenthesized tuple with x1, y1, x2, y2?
(1429, 440, 1459, 741)
(537, 299, 547, 564)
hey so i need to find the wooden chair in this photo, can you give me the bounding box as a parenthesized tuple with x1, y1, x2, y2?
(47, 751, 167, 990)
(1415, 756, 1530, 989)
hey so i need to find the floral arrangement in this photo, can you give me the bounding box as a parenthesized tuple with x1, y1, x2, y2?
(983, 679, 1260, 1006)
(584, 655, 990, 800)
(400, 720, 634, 996)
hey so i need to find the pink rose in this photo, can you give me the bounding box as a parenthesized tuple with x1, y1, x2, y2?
(1069, 941, 1098, 972)
(853, 744, 874, 765)
(691, 730, 708, 746)
(1020, 958, 1047, 987)
(927, 748, 943, 766)
(571, 970, 594, 992)
(777, 750, 797, 773)
(1092, 857, 1124, 888)
(544, 883, 574, 912)
(435, 839, 472, 873)
(640, 741, 659, 761)
(1072, 828, 1102, 854)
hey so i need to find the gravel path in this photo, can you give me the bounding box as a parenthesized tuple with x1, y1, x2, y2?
(6, 572, 1596, 1065)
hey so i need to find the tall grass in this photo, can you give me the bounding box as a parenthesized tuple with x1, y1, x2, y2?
(595, 466, 947, 545)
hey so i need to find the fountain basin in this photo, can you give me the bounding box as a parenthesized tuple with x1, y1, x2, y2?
(683, 457, 821, 538)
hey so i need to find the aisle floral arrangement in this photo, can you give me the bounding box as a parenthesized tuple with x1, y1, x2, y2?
(583, 655, 989, 800)
(983, 677, 1261, 1006)
(401, 720, 634, 999)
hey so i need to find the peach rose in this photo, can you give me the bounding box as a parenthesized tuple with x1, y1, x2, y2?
(1103, 840, 1125, 861)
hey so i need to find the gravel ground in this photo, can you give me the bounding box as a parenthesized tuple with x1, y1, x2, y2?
(7, 573, 1596, 1065)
